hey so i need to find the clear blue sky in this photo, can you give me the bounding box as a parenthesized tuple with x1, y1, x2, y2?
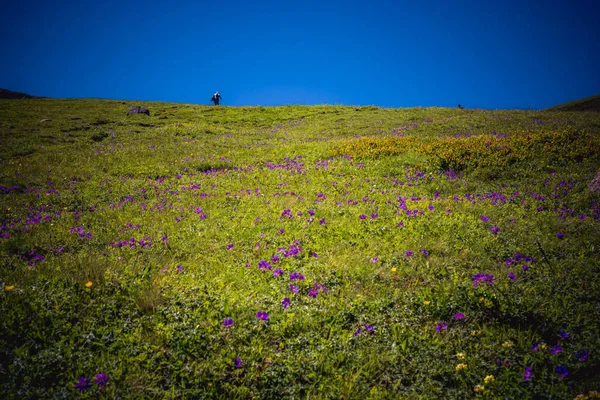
(1, 0, 599, 109)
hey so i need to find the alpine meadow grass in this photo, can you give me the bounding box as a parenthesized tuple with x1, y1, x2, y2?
(1, 99, 599, 398)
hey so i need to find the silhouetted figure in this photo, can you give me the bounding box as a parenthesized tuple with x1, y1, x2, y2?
(458, 104, 464, 109)
(211, 91, 222, 105)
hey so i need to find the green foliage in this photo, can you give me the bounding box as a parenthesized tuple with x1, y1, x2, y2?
(0, 99, 599, 398)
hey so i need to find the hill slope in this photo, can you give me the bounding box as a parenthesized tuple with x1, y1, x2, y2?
(546, 94, 600, 112)
(0, 88, 39, 99)
(1, 99, 600, 398)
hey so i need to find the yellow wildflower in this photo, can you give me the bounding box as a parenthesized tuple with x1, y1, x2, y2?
(456, 363, 468, 371)
(574, 395, 588, 400)
(456, 352, 466, 360)
(541, 343, 547, 350)
(484, 375, 495, 384)
(471, 330, 481, 336)
(479, 297, 485, 302)
(502, 341, 513, 348)
(590, 391, 600, 398)
(474, 385, 485, 393)
(4, 285, 14, 291)
(84, 281, 93, 288)
(423, 300, 431, 305)
(391, 267, 397, 272)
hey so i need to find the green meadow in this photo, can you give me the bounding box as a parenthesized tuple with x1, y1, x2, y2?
(1, 99, 599, 398)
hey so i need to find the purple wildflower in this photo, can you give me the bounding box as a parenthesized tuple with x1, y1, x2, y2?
(223, 318, 234, 327)
(256, 311, 269, 320)
(271, 254, 280, 263)
(289, 272, 305, 281)
(308, 209, 315, 216)
(436, 322, 449, 332)
(307, 288, 319, 298)
(354, 328, 361, 336)
(523, 366, 533, 381)
(576, 349, 589, 361)
(284, 245, 301, 257)
(282, 297, 290, 309)
(522, 264, 529, 271)
(177, 265, 183, 273)
(420, 248, 429, 256)
(289, 284, 299, 294)
(453, 312, 465, 321)
(370, 257, 379, 263)
(508, 272, 516, 280)
(364, 324, 374, 333)
(558, 330, 569, 339)
(281, 209, 292, 218)
(480, 215, 490, 222)
(550, 345, 562, 355)
(273, 268, 284, 278)
(258, 260, 272, 270)
(557, 232, 564, 240)
(94, 373, 109, 387)
(555, 365, 568, 377)
(311, 251, 319, 258)
(531, 342, 539, 351)
(489, 226, 500, 235)
(359, 214, 367, 220)
(74, 377, 91, 393)
(227, 243, 234, 251)
(405, 250, 413, 257)
(471, 273, 495, 287)
(234, 357, 242, 368)
(371, 213, 378, 219)
(319, 218, 326, 225)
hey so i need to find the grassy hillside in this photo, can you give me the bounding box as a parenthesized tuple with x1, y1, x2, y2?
(546, 94, 600, 112)
(1, 99, 600, 398)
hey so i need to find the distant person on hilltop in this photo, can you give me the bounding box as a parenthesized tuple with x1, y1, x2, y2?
(458, 104, 464, 109)
(211, 91, 222, 106)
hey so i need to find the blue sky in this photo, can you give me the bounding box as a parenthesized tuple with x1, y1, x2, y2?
(1, 0, 599, 109)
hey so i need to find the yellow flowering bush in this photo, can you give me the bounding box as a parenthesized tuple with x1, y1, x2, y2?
(332, 129, 600, 173)
(331, 136, 417, 159)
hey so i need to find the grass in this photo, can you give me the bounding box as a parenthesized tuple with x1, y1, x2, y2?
(1, 99, 600, 398)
